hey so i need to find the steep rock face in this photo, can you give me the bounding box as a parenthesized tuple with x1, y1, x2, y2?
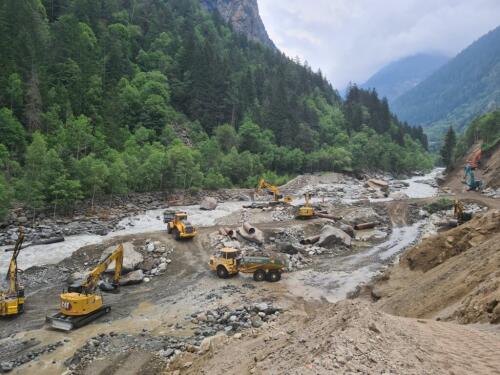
(200, 0, 275, 49)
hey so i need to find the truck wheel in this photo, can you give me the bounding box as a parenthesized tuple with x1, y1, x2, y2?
(217, 266, 229, 279)
(173, 228, 181, 240)
(253, 269, 266, 282)
(266, 271, 281, 282)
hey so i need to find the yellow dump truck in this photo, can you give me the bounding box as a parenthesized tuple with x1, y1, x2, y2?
(208, 248, 285, 282)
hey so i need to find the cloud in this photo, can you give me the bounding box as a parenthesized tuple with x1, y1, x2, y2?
(259, 0, 500, 89)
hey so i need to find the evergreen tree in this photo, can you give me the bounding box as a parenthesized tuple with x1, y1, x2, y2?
(440, 126, 457, 169)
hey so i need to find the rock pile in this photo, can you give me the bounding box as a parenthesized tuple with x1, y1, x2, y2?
(189, 303, 282, 337)
(0, 339, 64, 373)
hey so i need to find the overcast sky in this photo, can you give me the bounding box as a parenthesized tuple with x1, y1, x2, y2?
(259, 0, 500, 89)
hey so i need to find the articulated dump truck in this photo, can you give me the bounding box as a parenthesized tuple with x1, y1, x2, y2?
(209, 248, 286, 282)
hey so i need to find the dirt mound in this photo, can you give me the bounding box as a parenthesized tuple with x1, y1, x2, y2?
(169, 300, 500, 374)
(482, 143, 500, 188)
(370, 210, 500, 324)
(402, 209, 500, 272)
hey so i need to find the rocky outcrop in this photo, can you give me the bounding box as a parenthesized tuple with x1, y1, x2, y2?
(200, 0, 275, 49)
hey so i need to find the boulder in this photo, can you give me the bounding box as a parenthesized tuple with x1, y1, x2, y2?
(318, 225, 352, 248)
(366, 179, 389, 192)
(343, 207, 381, 226)
(200, 197, 218, 211)
(100, 242, 143, 272)
(119, 270, 144, 286)
(16, 216, 28, 224)
(339, 224, 355, 238)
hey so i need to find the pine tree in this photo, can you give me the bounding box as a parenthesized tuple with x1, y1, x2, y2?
(440, 126, 457, 169)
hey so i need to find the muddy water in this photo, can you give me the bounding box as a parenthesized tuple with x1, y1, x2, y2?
(284, 221, 424, 302)
(0, 202, 246, 270)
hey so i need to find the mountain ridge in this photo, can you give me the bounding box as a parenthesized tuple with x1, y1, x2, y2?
(362, 53, 449, 102)
(391, 25, 500, 139)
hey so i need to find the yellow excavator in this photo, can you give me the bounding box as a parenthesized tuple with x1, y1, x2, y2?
(0, 228, 25, 317)
(47, 244, 124, 331)
(297, 193, 315, 219)
(164, 211, 197, 240)
(256, 179, 292, 205)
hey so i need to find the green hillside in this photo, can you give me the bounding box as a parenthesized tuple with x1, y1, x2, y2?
(392, 25, 500, 141)
(0, 0, 431, 218)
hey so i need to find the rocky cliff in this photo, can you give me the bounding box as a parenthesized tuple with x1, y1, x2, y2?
(200, 0, 275, 49)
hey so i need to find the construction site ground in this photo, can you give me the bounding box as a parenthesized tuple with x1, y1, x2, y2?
(1, 159, 500, 374)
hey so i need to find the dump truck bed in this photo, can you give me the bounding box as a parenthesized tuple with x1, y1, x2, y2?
(238, 256, 285, 273)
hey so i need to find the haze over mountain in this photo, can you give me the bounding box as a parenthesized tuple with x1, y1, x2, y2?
(392, 25, 500, 139)
(361, 53, 449, 102)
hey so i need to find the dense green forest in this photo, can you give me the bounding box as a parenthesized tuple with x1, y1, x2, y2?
(392, 25, 500, 143)
(0, 0, 431, 218)
(439, 110, 500, 169)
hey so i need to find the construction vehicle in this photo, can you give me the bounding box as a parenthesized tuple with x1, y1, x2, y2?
(46, 244, 124, 331)
(209, 248, 286, 282)
(464, 165, 482, 191)
(164, 210, 197, 240)
(454, 200, 472, 224)
(256, 179, 292, 205)
(297, 193, 315, 219)
(0, 229, 25, 317)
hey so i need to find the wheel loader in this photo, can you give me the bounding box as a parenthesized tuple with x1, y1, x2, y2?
(164, 211, 197, 240)
(208, 248, 285, 282)
(46, 244, 124, 331)
(0, 228, 25, 317)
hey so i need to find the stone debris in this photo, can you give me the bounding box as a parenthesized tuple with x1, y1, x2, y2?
(190, 303, 282, 337)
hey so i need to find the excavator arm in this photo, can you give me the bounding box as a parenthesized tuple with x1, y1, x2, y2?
(81, 244, 124, 293)
(257, 179, 291, 202)
(8, 229, 24, 295)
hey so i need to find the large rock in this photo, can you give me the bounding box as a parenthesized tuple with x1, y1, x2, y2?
(318, 225, 352, 248)
(343, 207, 381, 226)
(389, 191, 410, 200)
(119, 269, 144, 286)
(200, 197, 218, 210)
(100, 242, 143, 272)
(366, 179, 389, 192)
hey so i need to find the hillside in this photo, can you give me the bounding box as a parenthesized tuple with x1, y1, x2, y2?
(0, 0, 431, 220)
(392, 25, 500, 140)
(362, 53, 449, 102)
(200, 0, 275, 49)
(371, 209, 500, 324)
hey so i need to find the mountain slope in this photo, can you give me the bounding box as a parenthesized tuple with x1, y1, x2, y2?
(392, 25, 500, 139)
(362, 53, 449, 102)
(200, 0, 275, 49)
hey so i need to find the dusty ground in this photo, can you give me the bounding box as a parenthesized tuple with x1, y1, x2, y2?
(170, 300, 500, 375)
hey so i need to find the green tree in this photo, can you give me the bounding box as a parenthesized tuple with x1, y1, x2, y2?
(0, 174, 11, 221)
(75, 154, 110, 210)
(440, 126, 457, 169)
(0, 108, 27, 156)
(214, 124, 238, 153)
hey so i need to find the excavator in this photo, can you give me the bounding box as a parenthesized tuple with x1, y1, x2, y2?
(47, 244, 124, 331)
(256, 179, 292, 205)
(464, 148, 483, 191)
(0, 228, 25, 317)
(297, 193, 315, 219)
(453, 200, 472, 225)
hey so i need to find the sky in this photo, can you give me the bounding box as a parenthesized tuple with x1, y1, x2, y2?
(259, 0, 500, 90)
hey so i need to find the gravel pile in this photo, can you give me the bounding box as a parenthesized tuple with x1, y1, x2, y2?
(189, 303, 282, 337)
(0, 338, 64, 373)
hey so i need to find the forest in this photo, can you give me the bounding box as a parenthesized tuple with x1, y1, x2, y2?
(0, 0, 432, 218)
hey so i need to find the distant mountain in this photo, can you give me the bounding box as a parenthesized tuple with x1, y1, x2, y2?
(200, 0, 275, 49)
(362, 53, 449, 102)
(392, 25, 500, 140)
